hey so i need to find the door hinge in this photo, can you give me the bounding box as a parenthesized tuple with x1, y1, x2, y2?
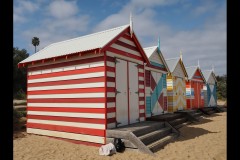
(115, 59, 120, 64)
(115, 89, 121, 94)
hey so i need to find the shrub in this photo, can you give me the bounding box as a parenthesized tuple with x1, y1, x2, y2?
(15, 89, 26, 100)
(13, 108, 26, 131)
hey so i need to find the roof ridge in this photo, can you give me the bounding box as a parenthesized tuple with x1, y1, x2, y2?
(25, 24, 130, 60)
(49, 24, 129, 47)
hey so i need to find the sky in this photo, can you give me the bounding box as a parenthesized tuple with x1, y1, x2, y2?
(13, 0, 226, 76)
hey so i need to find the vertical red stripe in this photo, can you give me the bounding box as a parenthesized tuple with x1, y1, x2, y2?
(104, 51, 107, 144)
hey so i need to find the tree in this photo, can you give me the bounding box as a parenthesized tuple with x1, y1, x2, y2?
(13, 47, 29, 99)
(32, 37, 40, 53)
(216, 74, 227, 100)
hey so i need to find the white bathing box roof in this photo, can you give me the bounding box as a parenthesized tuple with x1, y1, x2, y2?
(20, 24, 130, 64)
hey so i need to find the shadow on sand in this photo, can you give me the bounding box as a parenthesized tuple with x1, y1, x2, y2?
(176, 126, 219, 142)
(205, 113, 222, 117)
(190, 118, 213, 125)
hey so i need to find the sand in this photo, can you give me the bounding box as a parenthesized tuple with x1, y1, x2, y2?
(14, 112, 226, 160)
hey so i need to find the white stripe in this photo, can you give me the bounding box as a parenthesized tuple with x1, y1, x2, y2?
(107, 92, 115, 98)
(111, 43, 141, 57)
(107, 102, 115, 108)
(28, 82, 104, 91)
(140, 101, 144, 105)
(42, 69, 51, 74)
(107, 72, 115, 77)
(28, 111, 105, 119)
(31, 71, 42, 75)
(27, 128, 104, 144)
(145, 93, 151, 96)
(139, 93, 144, 97)
(118, 37, 136, 47)
(106, 51, 143, 64)
(140, 117, 145, 121)
(63, 66, 75, 71)
(106, 61, 115, 67)
(28, 119, 105, 129)
(107, 123, 116, 129)
(139, 77, 144, 81)
(107, 82, 115, 87)
(140, 109, 145, 113)
(107, 112, 115, 119)
(28, 53, 103, 68)
(28, 72, 104, 83)
(139, 85, 144, 89)
(90, 62, 104, 67)
(28, 93, 105, 99)
(139, 69, 144, 73)
(52, 68, 63, 72)
(28, 103, 105, 108)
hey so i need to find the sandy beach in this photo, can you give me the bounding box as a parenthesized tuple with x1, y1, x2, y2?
(14, 112, 226, 160)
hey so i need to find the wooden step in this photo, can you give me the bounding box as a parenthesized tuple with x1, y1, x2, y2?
(207, 110, 216, 115)
(193, 112, 202, 117)
(175, 121, 191, 129)
(139, 127, 172, 145)
(106, 138, 137, 148)
(132, 123, 165, 137)
(203, 107, 213, 112)
(169, 117, 188, 126)
(147, 133, 178, 152)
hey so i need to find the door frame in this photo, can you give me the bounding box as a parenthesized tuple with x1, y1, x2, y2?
(115, 57, 140, 127)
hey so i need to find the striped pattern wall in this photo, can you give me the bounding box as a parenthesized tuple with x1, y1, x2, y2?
(192, 69, 204, 81)
(186, 81, 204, 109)
(106, 32, 145, 126)
(207, 84, 217, 107)
(26, 54, 107, 145)
(167, 75, 186, 112)
(145, 70, 168, 117)
(167, 75, 174, 112)
(186, 82, 194, 109)
(105, 56, 116, 129)
(138, 65, 145, 121)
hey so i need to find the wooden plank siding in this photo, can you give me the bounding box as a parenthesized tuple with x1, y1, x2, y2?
(167, 75, 187, 112)
(186, 69, 205, 109)
(26, 55, 107, 145)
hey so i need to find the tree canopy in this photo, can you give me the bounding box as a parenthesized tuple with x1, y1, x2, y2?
(13, 47, 29, 99)
(216, 74, 227, 100)
(32, 37, 40, 53)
